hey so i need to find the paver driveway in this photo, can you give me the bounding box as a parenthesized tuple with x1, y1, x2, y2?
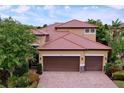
(38, 71, 117, 88)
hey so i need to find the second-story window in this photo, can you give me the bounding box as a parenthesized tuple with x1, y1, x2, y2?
(85, 29, 90, 33)
(91, 29, 95, 33)
(85, 28, 96, 34)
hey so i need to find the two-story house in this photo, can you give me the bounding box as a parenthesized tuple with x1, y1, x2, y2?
(32, 19, 111, 72)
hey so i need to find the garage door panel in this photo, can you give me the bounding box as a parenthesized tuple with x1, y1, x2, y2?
(43, 56, 80, 71)
(85, 56, 103, 71)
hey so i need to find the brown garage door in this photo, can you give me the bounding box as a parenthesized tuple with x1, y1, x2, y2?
(43, 56, 80, 71)
(85, 56, 103, 71)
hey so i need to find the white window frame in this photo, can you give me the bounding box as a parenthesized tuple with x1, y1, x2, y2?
(84, 28, 96, 34)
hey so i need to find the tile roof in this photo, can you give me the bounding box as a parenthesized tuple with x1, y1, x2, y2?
(36, 23, 69, 41)
(31, 29, 49, 36)
(32, 19, 110, 51)
(55, 19, 98, 28)
(39, 37, 85, 50)
(120, 23, 124, 28)
(63, 33, 111, 50)
(38, 33, 111, 50)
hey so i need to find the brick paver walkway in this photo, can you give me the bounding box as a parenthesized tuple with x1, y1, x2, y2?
(38, 71, 117, 88)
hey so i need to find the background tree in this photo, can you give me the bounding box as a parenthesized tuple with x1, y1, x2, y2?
(88, 19, 109, 45)
(106, 19, 124, 62)
(88, 19, 124, 62)
(110, 29, 124, 58)
(0, 17, 36, 86)
(43, 24, 47, 28)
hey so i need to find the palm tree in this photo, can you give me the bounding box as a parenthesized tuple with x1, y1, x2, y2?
(107, 19, 121, 46)
(111, 19, 121, 39)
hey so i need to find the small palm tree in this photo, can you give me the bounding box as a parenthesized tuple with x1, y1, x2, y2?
(111, 18, 121, 39)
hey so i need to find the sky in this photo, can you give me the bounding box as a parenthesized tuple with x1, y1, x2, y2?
(0, 5, 124, 26)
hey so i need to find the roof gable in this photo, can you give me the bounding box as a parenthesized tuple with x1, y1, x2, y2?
(38, 33, 111, 50)
(55, 19, 97, 28)
(39, 37, 84, 50)
(64, 33, 111, 50)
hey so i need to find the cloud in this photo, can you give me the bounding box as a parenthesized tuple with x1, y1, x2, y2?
(64, 6, 71, 10)
(12, 15, 29, 24)
(82, 6, 89, 10)
(11, 5, 30, 13)
(91, 6, 99, 9)
(43, 5, 56, 18)
(0, 14, 9, 18)
(108, 5, 124, 10)
(81, 6, 98, 10)
(43, 5, 55, 10)
(0, 5, 11, 10)
(1, 5, 124, 25)
(65, 8, 120, 24)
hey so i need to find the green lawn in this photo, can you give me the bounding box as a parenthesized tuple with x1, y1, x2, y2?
(113, 80, 124, 88)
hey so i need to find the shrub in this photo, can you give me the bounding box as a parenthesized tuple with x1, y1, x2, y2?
(112, 71, 124, 80)
(0, 84, 6, 88)
(28, 81, 37, 88)
(13, 62, 28, 77)
(104, 63, 112, 77)
(7, 76, 18, 88)
(104, 62, 121, 77)
(36, 63, 42, 75)
(16, 74, 30, 88)
(122, 66, 124, 70)
(28, 71, 39, 83)
(7, 73, 31, 88)
(110, 64, 121, 73)
(0, 69, 10, 87)
(110, 54, 119, 63)
(120, 62, 124, 70)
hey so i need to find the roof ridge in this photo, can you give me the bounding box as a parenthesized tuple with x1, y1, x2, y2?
(63, 37, 86, 49)
(55, 19, 83, 27)
(35, 23, 63, 34)
(39, 23, 62, 30)
(41, 32, 70, 47)
(69, 32, 111, 49)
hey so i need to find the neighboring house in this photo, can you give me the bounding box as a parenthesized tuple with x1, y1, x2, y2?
(32, 19, 111, 72)
(120, 23, 124, 28)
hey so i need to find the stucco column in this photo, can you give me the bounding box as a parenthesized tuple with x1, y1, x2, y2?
(80, 52, 85, 72)
(39, 36, 46, 46)
(102, 52, 108, 71)
(39, 53, 44, 72)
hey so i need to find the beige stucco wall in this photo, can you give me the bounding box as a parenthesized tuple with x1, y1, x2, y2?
(39, 50, 108, 71)
(39, 51, 84, 66)
(83, 34, 96, 41)
(56, 28, 96, 41)
(36, 28, 96, 46)
(36, 36, 46, 46)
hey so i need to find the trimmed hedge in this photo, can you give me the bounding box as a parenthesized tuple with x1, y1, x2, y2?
(112, 71, 124, 80)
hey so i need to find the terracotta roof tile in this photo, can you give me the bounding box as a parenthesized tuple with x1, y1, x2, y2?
(31, 29, 49, 36)
(38, 33, 111, 50)
(63, 33, 111, 50)
(56, 19, 97, 28)
(38, 23, 69, 41)
(39, 38, 84, 50)
(32, 19, 110, 51)
(120, 23, 124, 28)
